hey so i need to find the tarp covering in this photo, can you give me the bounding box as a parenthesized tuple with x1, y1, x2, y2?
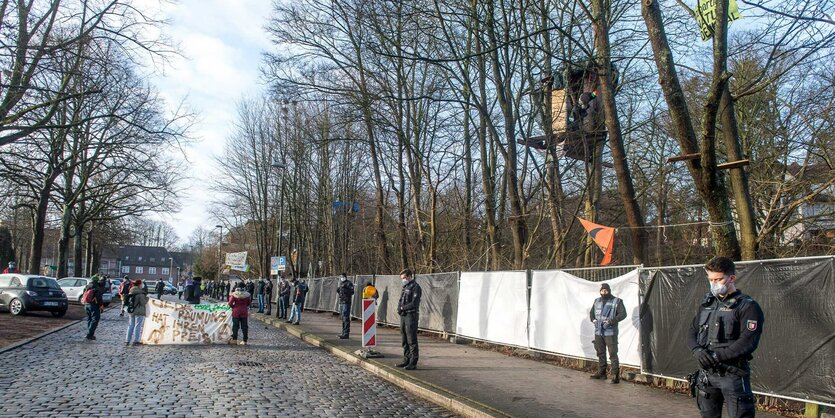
(375, 275, 401, 325)
(306, 278, 321, 310)
(318, 276, 339, 312)
(529, 270, 641, 366)
(641, 257, 835, 405)
(414, 272, 459, 334)
(456, 271, 528, 347)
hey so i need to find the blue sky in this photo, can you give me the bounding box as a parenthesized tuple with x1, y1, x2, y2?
(143, 0, 274, 242)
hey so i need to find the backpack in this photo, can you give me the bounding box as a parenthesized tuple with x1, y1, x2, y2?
(81, 288, 96, 304)
(126, 294, 138, 313)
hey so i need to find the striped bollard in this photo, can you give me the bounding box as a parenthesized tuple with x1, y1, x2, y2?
(360, 298, 383, 358)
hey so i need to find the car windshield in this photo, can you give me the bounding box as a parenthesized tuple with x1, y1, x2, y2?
(28, 277, 61, 290)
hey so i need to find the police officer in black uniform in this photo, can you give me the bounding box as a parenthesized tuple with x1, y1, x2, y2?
(687, 256, 764, 418)
(396, 268, 422, 370)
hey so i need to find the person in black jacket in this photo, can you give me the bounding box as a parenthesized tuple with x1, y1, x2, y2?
(396, 269, 422, 370)
(245, 279, 256, 310)
(256, 278, 266, 313)
(277, 277, 291, 319)
(687, 256, 764, 418)
(155, 280, 165, 299)
(263, 278, 273, 315)
(336, 273, 355, 339)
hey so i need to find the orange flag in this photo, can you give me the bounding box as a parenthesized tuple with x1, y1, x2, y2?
(578, 217, 615, 266)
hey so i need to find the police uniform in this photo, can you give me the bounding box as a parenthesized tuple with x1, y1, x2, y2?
(686, 290, 764, 418)
(397, 279, 422, 369)
(589, 284, 627, 382)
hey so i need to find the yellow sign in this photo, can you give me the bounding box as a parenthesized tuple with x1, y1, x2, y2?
(695, 0, 742, 41)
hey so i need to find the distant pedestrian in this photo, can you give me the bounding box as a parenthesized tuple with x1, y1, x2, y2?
(178, 283, 184, 300)
(82, 276, 105, 341)
(2, 261, 17, 273)
(245, 279, 256, 310)
(228, 283, 251, 346)
(589, 283, 627, 383)
(225, 281, 231, 300)
(278, 277, 291, 319)
(125, 279, 148, 346)
(263, 278, 273, 315)
(155, 280, 165, 300)
(256, 278, 266, 313)
(118, 276, 131, 317)
(396, 269, 422, 370)
(286, 278, 308, 325)
(336, 273, 354, 339)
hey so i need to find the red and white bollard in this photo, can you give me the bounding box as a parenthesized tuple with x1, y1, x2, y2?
(360, 298, 383, 358)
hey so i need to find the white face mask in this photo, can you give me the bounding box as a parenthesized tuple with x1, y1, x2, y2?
(710, 281, 728, 297)
(340, 277, 346, 282)
(402, 279, 409, 285)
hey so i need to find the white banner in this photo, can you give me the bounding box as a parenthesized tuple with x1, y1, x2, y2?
(224, 251, 247, 266)
(141, 299, 233, 345)
(455, 271, 528, 347)
(529, 270, 641, 366)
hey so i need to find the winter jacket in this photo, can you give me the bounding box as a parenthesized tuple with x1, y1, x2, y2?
(128, 285, 149, 317)
(263, 280, 273, 299)
(228, 289, 251, 318)
(293, 282, 308, 305)
(337, 280, 354, 304)
(83, 283, 104, 306)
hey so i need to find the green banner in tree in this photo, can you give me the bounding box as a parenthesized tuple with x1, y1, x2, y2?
(695, 0, 742, 41)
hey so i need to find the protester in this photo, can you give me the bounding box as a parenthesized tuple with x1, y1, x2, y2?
(178, 282, 184, 300)
(286, 278, 308, 325)
(2, 261, 17, 273)
(125, 279, 148, 346)
(336, 273, 354, 339)
(190, 277, 202, 304)
(256, 278, 266, 313)
(396, 269, 422, 370)
(228, 283, 251, 346)
(118, 275, 132, 317)
(245, 279, 256, 310)
(263, 277, 273, 315)
(278, 277, 291, 319)
(225, 280, 231, 300)
(589, 282, 627, 383)
(687, 256, 764, 418)
(82, 276, 105, 341)
(155, 280, 165, 299)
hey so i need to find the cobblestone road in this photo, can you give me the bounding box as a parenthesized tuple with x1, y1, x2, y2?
(0, 298, 455, 418)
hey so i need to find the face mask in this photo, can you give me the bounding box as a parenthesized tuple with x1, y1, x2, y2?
(402, 279, 409, 285)
(340, 277, 346, 282)
(710, 281, 728, 297)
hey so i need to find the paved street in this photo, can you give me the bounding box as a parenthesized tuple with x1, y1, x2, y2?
(0, 297, 455, 418)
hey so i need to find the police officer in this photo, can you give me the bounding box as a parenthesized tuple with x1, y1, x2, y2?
(589, 282, 627, 383)
(687, 256, 764, 418)
(336, 273, 355, 339)
(396, 268, 422, 370)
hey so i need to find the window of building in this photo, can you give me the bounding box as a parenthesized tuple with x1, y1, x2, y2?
(138, 256, 143, 262)
(149, 267, 157, 275)
(161, 268, 169, 276)
(122, 266, 130, 273)
(136, 266, 144, 274)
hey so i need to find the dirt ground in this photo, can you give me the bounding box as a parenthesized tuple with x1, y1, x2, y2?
(0, 302, 92, 349)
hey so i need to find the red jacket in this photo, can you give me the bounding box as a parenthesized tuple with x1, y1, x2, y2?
(228, 290, 251, 318)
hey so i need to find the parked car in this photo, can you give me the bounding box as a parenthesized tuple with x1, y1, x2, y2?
(57, 277, 113, 306)
(109, 278, 122, 295)
(0, 274, 69, 316)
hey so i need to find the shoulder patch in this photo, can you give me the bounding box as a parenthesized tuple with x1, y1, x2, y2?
(746, 319, 758, 331)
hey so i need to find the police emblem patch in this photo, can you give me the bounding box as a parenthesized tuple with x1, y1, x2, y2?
(747, 320, 758, 331)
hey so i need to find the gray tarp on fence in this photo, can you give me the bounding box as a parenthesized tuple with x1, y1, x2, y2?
(640, 256, 835, 406)
(306, 278, 321, 310)
(372, 273, 459, 334)
(375, 275, 401, 326)
(318, 276, 339, 312)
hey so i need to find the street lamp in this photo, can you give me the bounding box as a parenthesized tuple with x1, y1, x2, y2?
(271, 159, 286, 277)
(215, 224, 223, 281)
(168, 257, 173, 283)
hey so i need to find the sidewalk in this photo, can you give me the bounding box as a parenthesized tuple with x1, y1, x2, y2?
(249, 308, 783, 418)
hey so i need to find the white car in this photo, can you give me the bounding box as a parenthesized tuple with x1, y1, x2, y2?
(57, 277, 113, 306)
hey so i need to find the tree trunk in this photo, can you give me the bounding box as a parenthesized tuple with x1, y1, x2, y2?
(591, 0, 646, 264)
(27, 173, 58, 275)
(73, 221, 84, 277)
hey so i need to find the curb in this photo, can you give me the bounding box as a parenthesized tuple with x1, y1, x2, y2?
(253, 313, 513, 418)
(0, 304, 119, 355)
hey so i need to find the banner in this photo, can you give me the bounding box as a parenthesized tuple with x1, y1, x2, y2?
(578, 217, 615, 266)
(141, 299, 232, 345)
(224, 251, 247, 266)
(695, 0, 742, 41)
(456, 271, 528, 347)
(529, 270, 641, 366)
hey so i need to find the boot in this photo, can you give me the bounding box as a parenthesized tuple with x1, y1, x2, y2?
(610, 367, 620, 384)
(590, 365, 607, 379)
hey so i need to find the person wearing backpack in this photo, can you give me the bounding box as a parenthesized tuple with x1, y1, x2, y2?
(82, 276, 105, 341)
(125, 279, 149, 346)
(119, 276, 131, 317)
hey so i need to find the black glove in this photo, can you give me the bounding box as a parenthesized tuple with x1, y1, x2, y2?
(693, 348, 718, 369)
